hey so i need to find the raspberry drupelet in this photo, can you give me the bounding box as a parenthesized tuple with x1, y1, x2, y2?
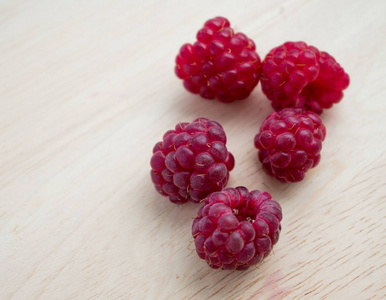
(175, 16, 261, 103)
(260, 41, 350, 114)
(192, 187, 282, 270)
(150, 118, 235, 204)
(254, 108, 326, 182)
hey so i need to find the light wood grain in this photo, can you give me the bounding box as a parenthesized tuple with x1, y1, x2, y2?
(0, 0, 385, 299)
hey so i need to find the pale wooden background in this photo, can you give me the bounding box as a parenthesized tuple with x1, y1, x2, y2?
(0, 0, 385, 299)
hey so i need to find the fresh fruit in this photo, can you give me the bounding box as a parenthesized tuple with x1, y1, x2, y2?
(254, 108, 326, 182)
(175, 16, 261, 103)
(150, 117, 234, 204)
(192, 187, 282, 270)
(260, 41, 350, 114)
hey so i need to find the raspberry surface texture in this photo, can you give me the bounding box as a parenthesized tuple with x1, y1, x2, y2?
(260, 41, 350, 114)
(150, 118, 235, 204)
(192, 187, 282, 270)
(175, 16, 261, 103)
(254, 108, 326, 182)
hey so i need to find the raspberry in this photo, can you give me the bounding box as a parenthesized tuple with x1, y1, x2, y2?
(150, 118, 235, 204)
(192, 187, 282, 270)
(254, 108, 326, 182)
(260, 41, 350, 114)
(175, 16, 261, 103)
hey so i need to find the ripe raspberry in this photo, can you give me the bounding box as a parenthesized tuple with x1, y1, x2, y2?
(150, 118, 235, 204)
(254, 108, 326, 182)
(175, 16, 261, 103)
(192, 187, 282, 270)
(260, 41, 350, 114)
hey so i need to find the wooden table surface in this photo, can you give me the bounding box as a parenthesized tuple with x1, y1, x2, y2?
(1, 0, 385, 299)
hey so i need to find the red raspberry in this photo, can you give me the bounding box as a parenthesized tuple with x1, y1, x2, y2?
(254, 108, 326, 182)
(260, 41, 350, 114)
(175, 16, 261, 103)
(150, 118, 235, 204)
(192, 187, 282, 270)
